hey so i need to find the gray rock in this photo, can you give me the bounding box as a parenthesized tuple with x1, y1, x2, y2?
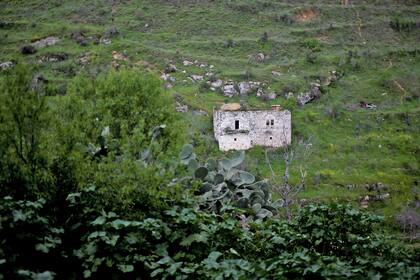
(30, 74, 48, 92)
(222, 83, 238, 97)
(238, 81, 261, 96)
(100, 38, 111, 45)
(0, 61, 15, 70)
(271, 70, 282, 77)
(285, 92, 294, 99)
(256, 88, 264, 97)
(161, 73, 175, 82)
(31, 36, 59, 48)
(190, 75, 203, 82)
(238, 82, 252, 95)
(76, 53, 91, 66)
(165, 64, 177, 73)
(175, 102, 188, 113)
(297, 83, 322, 106)
(267, 92, 277, 100)
(211, 79, 223, 88)
(38, 52, 68, 63)
(183, 60, 193, 66)
(249, 52, 265, 62)
(71, 31, 87, 46)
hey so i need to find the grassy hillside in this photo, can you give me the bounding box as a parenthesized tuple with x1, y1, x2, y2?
(1, 0, 419, 223)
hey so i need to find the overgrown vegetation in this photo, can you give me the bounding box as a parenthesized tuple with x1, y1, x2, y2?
(0, 0, 419, 278)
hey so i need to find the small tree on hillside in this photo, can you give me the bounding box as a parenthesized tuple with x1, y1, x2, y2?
(265, 135, 312, 220)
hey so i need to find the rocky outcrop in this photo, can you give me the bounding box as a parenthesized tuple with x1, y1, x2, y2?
(238, 81, 261, 96)
(175, 102, 188, 113)
(71, 31, 87, 46)
(222, 82, 238, 97)
(0, 61, 16, 70)
(297, 83, 322, 106)
(165, 64, 177, 73)
(39, 52, 68, 63)
(31, 36, 59, 48)
(189, 75, 203, 82)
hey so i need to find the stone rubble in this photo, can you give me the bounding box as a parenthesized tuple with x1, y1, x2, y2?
(38, 52, 68, 63)
(31, 36, 59, 48)
(297, 83, 322, 106)
(222, 82, 238, 97)
(0, 61, 16, 70)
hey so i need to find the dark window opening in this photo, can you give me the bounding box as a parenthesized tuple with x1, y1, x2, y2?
(269, 137, 272, 140)
(234, 138, 237, 141)
(235, 120, 239, 129)
(266, 120, 269, 126)
(271, 119, 274, 126)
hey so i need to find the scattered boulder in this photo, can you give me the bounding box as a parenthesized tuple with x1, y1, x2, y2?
(271, 70, 282, 77)
(365, 182, 389, 193)
(360, 101, 377, 109)
(165, 64, 177, 73)
(267, 92, 277, 100)
(175, 101, 188, 113)
(100, 38, 112, 45)
(71, 31, 87, 46)
(210, 79, 223, 89)
(285, 92, 294, 99)
(183, 60, 193, 66)
(112, 51, 128, 61)
(0, 61, 16, 70)
(161, 73, 175, 82)
(103, 26, 119, 38)
(319, 70, 341, 86)
(249, 52, 265, 63)
(39, 52, 68, 63)
(222, 82, 238, 97)
(76, 52, 91, 67)
(256, 88, 264, 97)
(31, 36, 59, 48)
(238, 82, 252, 95)
(238, 81, 260, 96)
(21, 45, 37, 55)
(111, 61, 120, 70)
(30, 74, 48, 92)
(297, 83, 322, 106)
(190, 75, 203, 82)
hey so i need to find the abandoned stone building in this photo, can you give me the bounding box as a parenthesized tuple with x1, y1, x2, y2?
(213, 103, 291, 151)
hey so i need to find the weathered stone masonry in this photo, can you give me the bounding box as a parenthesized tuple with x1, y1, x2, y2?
(213, 104, 291, 151)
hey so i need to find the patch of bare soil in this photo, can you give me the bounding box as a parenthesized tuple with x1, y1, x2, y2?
(295, 9, 317, 23)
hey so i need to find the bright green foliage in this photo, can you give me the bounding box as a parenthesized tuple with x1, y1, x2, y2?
(0, 66, 52, 199)
(179, 147, 279, 219)
(69, 197, 420, 279)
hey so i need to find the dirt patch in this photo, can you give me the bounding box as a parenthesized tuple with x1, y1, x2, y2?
(295, 9, 317, 23)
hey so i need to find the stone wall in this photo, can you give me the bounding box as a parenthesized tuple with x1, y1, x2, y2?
(213, 108, 291, 151)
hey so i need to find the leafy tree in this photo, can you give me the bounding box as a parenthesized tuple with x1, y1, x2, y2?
(0, 66, 53, 200)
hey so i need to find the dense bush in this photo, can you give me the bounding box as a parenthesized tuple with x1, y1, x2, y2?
(0, 67, 419, 279)
(1, 192, 419, 279)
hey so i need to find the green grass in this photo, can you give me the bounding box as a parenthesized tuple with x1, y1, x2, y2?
(1, 0, 419, 229)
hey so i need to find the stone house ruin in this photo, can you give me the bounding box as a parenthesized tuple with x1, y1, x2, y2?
(213, 103, 291, 151)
